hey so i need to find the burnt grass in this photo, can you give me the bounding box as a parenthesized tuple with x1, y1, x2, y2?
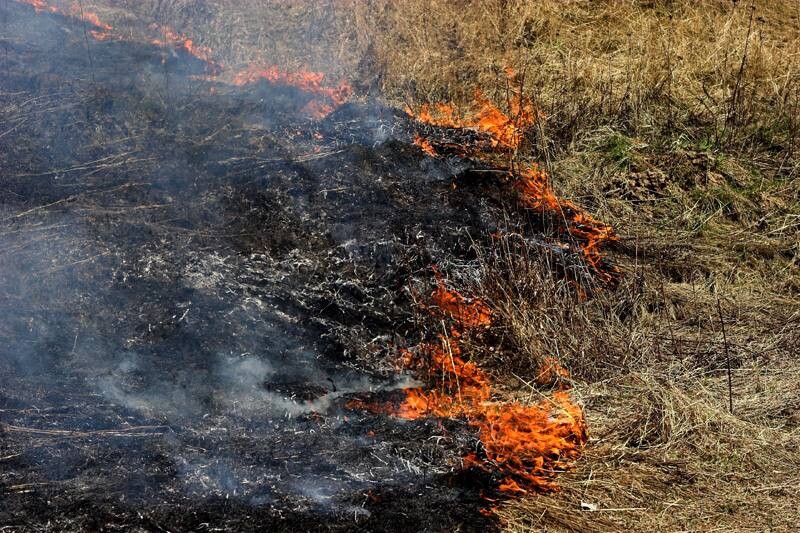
(0, 3, 592, 531)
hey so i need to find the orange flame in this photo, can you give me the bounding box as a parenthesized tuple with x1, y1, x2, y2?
(515, 165, 619, 282)
(353, 280, 587, 497)
(149, 24, 219, 70)
(299, 99, 335, 120)
(230, 64, 352, 119)
(407, 91, 535, 150)
(88, 29, 111, 41)
(17, 0, 112, 33)
(413, 134, 437, 156)
(15, 2, 354, 117)
(70, 6, 111, 32)
(404, 68, 618, 283)
(431, 278, 492, 328)
(535, 356, 570, 388)
(374, 339, 586, 495)
(17, 0, 112, 36)
(16, 2, 222, 72)
(16, 0, 57, 13)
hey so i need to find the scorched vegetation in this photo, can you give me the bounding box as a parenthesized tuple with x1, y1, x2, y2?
(1, 1, 798, 532)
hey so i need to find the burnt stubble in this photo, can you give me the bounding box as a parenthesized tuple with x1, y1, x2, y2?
(0, 3, 524, 531)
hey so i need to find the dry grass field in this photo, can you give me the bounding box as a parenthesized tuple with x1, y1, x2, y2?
(43, 0, 800, 529)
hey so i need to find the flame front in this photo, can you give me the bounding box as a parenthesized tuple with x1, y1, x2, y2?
(17, 0, 112, 40)
(409, 89, 619, 284)
(14, 1, 351, 119)
(231, 64, 352, 119)
(407, 90, 535, 150)
(355, 281, 588, 496)
(73, 7, 110, 32)
(515, 165, 619, 282)
(148, 23, 218, 69)
(401, 80, 616, 497)
(16, 0, 57, 13)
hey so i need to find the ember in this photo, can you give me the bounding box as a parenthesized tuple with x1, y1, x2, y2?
(395, 68, 620, 504)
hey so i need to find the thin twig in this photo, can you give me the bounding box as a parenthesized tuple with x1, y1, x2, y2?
(1, 423, 168, 438)
(441, 320, 463, 406)
(76, 0, 96, 84)
(716, 298, 734, 414)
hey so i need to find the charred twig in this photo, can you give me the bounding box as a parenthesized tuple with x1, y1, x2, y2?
(223, 149, 346, 166)
(9, 152, 152, 178)
(75, 0, 95, 84)
(0, 423, 169, 438)
(0, 453, 22, 461)
(441, 321, 463, 406)
(0, 118, 25, 139)
(0, 181, 151, 222)
(2, 0, 7, 83)
(4, 482, 52, 493)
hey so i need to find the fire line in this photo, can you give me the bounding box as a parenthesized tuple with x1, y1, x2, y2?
(16, 0, 618, 509)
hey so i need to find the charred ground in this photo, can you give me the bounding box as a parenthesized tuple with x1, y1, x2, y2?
(0, 3, 593, 530)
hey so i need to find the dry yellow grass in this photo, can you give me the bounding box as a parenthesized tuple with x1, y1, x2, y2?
(496, 366, 800, 531)
(468, 231, 800, 531)
(352, 1, 799, 123)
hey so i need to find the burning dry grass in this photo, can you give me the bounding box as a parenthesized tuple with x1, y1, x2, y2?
(13, 0, 799, 529)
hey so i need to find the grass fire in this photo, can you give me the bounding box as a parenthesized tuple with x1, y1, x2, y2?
(1, 1, 798, 532)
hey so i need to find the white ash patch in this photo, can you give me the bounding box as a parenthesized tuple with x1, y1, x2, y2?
(183, 251, 232, 290)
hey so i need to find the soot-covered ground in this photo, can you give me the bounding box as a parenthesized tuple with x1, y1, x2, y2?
(0, 3, 578, 531)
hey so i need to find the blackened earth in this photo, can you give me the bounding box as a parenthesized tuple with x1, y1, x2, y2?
(0, 3, 583, 531)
